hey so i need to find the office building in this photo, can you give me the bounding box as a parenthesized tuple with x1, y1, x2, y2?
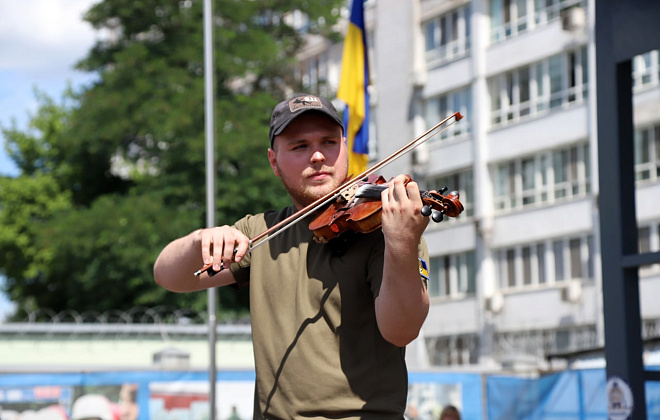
(296, 0, 660, 371)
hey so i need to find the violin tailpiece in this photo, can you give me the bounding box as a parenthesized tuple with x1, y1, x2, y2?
(354, 184, 387, 199)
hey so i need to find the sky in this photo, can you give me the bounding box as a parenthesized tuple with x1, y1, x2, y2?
(0, 0, 99, 320)
(0, 0, 99, 176)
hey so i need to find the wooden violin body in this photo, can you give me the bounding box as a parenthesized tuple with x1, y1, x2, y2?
(308, 174, 464, 243)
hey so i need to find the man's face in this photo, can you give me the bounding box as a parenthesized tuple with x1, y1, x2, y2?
(268, 112, 348, 209)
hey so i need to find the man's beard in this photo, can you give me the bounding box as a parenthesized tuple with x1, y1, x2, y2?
(279, 175, 335, 208)
(281, 182, 316, 208)
(277, 165, 344, 208)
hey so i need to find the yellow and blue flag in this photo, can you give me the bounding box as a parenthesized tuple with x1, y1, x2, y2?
(337, 0, 370, 177)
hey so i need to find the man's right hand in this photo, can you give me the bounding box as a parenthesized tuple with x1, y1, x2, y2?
(154, 226, 249, 292)
(195, 226, 251, 273)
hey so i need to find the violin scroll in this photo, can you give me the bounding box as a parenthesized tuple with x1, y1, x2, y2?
(421, 189, 464, 223)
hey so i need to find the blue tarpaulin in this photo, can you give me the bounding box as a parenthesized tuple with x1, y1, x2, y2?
(1, 368, 660, 419)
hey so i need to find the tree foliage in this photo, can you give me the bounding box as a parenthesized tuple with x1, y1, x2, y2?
(0, 0, 344, 319)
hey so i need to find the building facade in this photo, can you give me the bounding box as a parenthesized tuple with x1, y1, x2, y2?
(297, 0, 660, 372)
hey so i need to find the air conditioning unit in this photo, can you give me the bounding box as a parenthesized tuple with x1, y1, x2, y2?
(153, 346, 190, 369)
(561, 6, 586, 31)
(561, 280, 582, 303)
(485, 291, 504, 313)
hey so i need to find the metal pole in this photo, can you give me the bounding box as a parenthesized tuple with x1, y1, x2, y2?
(595, 2, 648, 418)
(203, 0, 217, 419)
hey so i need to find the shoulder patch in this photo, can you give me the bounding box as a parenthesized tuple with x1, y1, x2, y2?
(418, 258, 429, 281)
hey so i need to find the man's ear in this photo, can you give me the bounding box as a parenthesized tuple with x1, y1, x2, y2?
(268, 148, 280, 177)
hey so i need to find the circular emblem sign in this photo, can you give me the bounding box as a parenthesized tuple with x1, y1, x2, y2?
(606, 376, 633, 420)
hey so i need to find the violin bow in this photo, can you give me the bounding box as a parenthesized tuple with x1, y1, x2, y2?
(195, 111, 463, 276)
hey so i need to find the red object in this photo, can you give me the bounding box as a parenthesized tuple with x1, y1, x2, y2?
(150, 393, 209, 410)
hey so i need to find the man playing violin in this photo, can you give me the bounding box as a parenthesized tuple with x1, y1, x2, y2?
(154, 93, 431, 419)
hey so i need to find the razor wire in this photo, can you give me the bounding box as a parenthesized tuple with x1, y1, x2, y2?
(0, 306, 251, 341)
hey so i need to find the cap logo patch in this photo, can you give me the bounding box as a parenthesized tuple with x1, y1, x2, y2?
(289, 96, 323, 113)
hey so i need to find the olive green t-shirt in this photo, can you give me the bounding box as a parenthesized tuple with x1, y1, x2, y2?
(230, 206, 429, 420)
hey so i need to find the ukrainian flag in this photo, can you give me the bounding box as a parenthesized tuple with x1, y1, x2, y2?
(338, 0, 369, 177)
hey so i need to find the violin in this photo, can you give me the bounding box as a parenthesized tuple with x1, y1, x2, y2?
(194, 111, 464, 276)
(308, 174, 463, 243)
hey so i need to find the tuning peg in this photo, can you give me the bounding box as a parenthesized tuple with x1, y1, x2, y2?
(432, 210, 444, 223)
(449, 190, 459, 198)
(439, 186, 448, 194)
(421, 205, 432, 217)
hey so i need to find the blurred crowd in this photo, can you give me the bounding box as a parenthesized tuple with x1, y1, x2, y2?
(0, 384, 137, 420)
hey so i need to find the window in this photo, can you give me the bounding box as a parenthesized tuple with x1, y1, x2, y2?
(521, 157, 536, 205)
(496, 234, 593, 290)
(633, 50, 660, 89)
(424, 87, 472, 141)
(553, 239, 565, 282)
(490, 0, 530, 42)
(569, 238, 582, 279)
(429, 251, 476, 298)
(424, 170, 474, 218)
(297, 52, 330, 97)
(638, 222, 660, 275)
(506, 249, 516, 287)
(634, 124, 660, 183)
(537, 243, 547, 284)
(460, 251, 476, 294)
(522, 246, 532, 285)
(494, 162, 516, 209)
(489, 48, 588, 127)
(428, 255, 451, 298)
(553, 145, 588, 198)
(424, 5, 471, 65)
(426, 333, 479, 366)
(587, 235, 594, 279)
(490, 0, 586, 43)
(493, 143, 590, 212)
(639, 226, 651, 254)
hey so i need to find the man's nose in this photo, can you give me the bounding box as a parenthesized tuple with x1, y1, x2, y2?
(310, 150, 325, 164)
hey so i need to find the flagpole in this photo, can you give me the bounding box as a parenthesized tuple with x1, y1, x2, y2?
(203, 0, 217, 418)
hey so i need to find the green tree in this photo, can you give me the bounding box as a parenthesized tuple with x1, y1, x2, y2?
(1, 91, 74, 309)
(34, 192, 204, 312)
(75, 0, 343, 212)
(0, 173, 72, 307)
(0, 0, 344, 317)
